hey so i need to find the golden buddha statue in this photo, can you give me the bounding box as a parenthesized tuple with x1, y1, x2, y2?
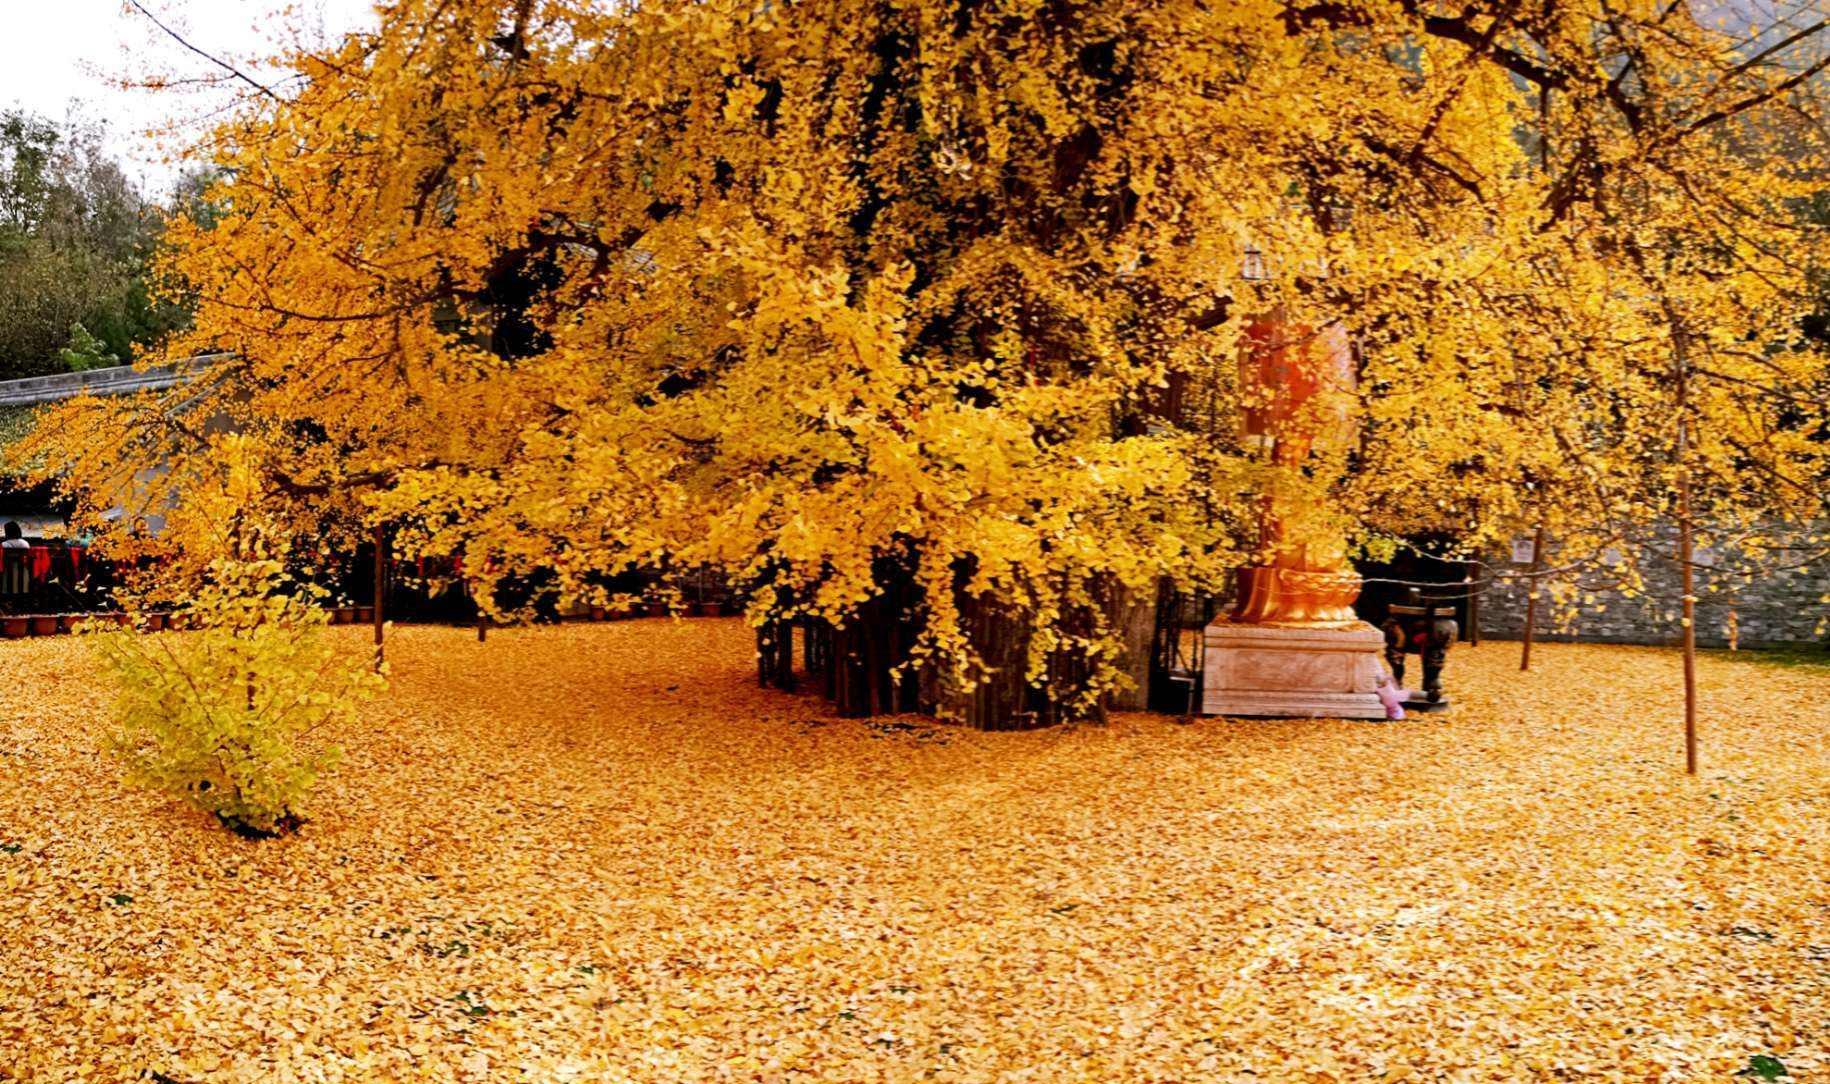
(1226, 311, 1363, 627)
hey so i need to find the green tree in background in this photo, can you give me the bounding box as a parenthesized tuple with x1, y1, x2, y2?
(57, 322, 119, 372)
(0, 110, 192, 378)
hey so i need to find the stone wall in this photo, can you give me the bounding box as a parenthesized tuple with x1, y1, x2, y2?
(1476, 525, 1829, 648)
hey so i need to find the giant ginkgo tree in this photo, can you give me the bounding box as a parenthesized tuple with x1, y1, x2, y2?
(20, 0, 1830, 729)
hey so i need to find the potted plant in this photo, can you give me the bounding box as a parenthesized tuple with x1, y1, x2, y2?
(1, 616, 28, 639)
(588, 604, 607, 621)
(57, 614, 79, 633)
(29, 615, 59, 636)
(141, 612, 169, 633)
(355, 605, 375, 623)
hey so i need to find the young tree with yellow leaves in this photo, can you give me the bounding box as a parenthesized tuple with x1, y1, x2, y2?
(19, 0, 1830, 731)
(88, 435, 385, 836)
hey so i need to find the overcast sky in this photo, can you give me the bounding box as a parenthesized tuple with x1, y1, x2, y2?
(1, 0, 380, 195)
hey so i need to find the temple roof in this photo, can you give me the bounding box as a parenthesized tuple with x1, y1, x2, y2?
(0, 356, 216, 409)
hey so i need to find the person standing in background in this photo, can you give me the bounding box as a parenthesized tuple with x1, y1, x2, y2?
(1, 521, 30, 599)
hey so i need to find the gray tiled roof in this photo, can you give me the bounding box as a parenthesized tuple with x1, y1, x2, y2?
(0, 356, 220, 408)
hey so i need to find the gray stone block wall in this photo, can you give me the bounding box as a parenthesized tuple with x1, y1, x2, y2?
(1476, 525, 1829, 648)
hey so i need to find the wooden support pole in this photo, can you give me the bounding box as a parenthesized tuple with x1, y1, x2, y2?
(372, 523, 386, 671)
(1520, 524, 1545, 671)
(1466, 561, 1481, 647)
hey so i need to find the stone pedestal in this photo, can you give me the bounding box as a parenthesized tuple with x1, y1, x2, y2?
(1202, 620, 1388, 719)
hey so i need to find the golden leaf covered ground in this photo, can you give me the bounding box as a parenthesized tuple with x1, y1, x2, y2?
(1, 619, 1826, 1082)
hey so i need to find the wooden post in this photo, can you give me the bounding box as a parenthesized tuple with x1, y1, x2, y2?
(372, 524, 387, 671)
(1520, 524, 1545, 671)
(474, 579, 488, 643)
(1466, 562, 1481, 647)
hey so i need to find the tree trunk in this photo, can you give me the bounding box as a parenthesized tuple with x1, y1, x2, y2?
(1673, 317, 1699, 775)
(816, 561, 921, 717)
(1107, 580, 1156, 712)
(938, 592, 1032, 730)
(1520, 524, 1545, 671)
(757, 621, 796, 691)
(372, 523, 387, 672)
(1679, 482, 1698, 775)
(767, 562, 1135, 731)
(777, 621, 796, 691)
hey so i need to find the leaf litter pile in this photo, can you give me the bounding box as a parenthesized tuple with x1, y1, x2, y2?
(1, 620, 1826, 1082)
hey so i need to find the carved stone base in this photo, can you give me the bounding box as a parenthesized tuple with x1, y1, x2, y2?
(1202, 620, 1389, 719)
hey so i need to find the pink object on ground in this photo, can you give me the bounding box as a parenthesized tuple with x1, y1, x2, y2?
(1374, 681, 1409, 721)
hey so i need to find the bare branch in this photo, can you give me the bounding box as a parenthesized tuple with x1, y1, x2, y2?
(125, 0, 281, 102)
